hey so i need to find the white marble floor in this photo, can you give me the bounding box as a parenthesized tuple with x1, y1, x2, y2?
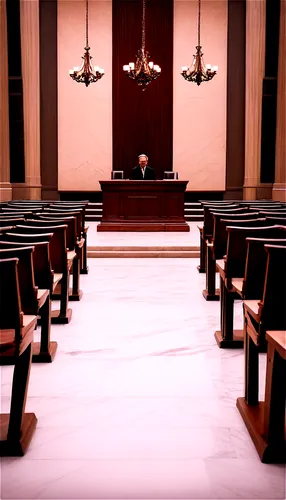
(1, 258, 285, 500)
(87, 222, 200, 247)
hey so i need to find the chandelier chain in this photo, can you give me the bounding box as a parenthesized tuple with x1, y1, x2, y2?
(86, 0, 89, 48)
(142, 0, 146, 51)
(198, 0, 201, 47)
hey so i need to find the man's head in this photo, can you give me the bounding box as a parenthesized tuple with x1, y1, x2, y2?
(138, 154, 148, 168)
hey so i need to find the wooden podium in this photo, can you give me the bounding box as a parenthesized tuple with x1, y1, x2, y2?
(97, 180, 189, 232)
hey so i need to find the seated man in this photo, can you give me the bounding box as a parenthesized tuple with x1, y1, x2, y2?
(129, 154, 156, 180)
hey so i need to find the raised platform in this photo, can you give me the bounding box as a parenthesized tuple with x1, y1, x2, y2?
(98, 180, 189, 232)
(97, 222, 190, 232)
(87, 245, 199, 258)
(87, 222, 200, 258)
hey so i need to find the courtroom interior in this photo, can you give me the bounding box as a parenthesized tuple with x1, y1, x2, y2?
(0, 0, 285, 499)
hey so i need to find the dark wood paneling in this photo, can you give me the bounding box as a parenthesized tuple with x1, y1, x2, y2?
(59, 190, 224, 203)
(260, 0, 280, 183)
(6, 0, 25, 183)
(112, 0, 173, 180)
(224, 0, 246, 200)
(98, 180, 189, 231)
(40, 0, 59, 200)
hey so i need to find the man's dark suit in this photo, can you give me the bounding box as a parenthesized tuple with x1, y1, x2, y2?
(129, 165, 157, 180)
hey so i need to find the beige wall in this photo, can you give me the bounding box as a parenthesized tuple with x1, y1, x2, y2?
(173, 0, 227, 191)
(58, 0, 112, 191)
(58, 0, 227, 192)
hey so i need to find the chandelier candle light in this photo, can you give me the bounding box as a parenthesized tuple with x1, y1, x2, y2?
(181, 0, 218, 86)
(123, 0, 161, 90)
(69, 0, 104, 87)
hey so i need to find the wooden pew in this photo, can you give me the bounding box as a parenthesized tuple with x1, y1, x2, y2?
(203, 214, 265, 300)
(4, 207, 41, 214)
(41, 209, 88, 275)
(0, 219, 24, 227)
(215, 225, 286, 348)
(0, 258, 38, 456)
(0, 212, 33, 219)
(197, 205, 243, 274)
(0, 246, 55, 363)
(259, 211, 286, 216)
(236, 237, 286, 300)
(265, 216, 286, 226)
(237, 246, 286, 462)
(2, 230, 72, 324)
(203, 212, 266, 301)
(14, 223, 81, 302)
(17, 218, 82, 301)
(0, 240, 56, 296)
(237, 330, 285, 463)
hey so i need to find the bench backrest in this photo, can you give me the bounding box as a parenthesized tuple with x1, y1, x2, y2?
(0, 219, 24, 227)
(0, 247, 38, 315)
(260, 245, 286, 332)
(0, 258, 23, 334)
(265, 216, 286, 225)
(212, 216, 267, 259)
(203, 207, 247, 238)
(0, 240, 53, 291)
(258, 211, 286, 216)
(18, 218, 77, 251)
(7, 226, 67, 274)
(0, 212, 33, 218)
(225, 225, 286, 278)
(244, 238, 286, 299)
(41, 210, 83, 238)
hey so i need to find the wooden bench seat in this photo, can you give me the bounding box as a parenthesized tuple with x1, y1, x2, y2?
(0, 246, 55, 363)
(42, 207, 88, 274)
(0, 258, 38, 456)
(197, 203, 241, 273)
(17, 219, 82, 301)
(2, 230, 72, 324)
(236, 248, 286, 463)
(41, 208, 89, 274)
(203, 215, 266, 301)
(214, 225, 286, 348)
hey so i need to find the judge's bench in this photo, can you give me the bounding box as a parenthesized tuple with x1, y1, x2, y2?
(97, 180, 189, 232)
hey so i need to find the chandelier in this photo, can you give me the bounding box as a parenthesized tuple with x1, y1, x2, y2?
(69, 0, 104, 87)
(123, 0, 161, 90)
(181, 0, 218, 86)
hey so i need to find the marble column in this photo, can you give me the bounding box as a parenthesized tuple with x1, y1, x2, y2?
(272, 0, 286, 202)
(16, 0, 41, 199)
(0, 0, 12, 201)
(243, 0, 266, 200)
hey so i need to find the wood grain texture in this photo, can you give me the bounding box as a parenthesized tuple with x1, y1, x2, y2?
(225, 0, 246, 200)
(244, 0, 266, 199)
(0, 0, 12, 200)
(40, 0, 59, 200)
(112, 0, 173, 181)
(20, 0, 41, 199)
(273, 0, 286, 201)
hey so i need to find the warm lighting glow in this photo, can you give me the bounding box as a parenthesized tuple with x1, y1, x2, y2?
(69, 0, 104, 87)
(181, 0, 218, 86)
(123, 0, 161, 90)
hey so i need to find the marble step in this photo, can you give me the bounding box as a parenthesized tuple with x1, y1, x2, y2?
(184, 208, 203, 212)
(87, 249, 199, 258)
(86, 216, 203, 222)
(88, 245, 199, 251)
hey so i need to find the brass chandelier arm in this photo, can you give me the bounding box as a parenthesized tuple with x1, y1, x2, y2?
(123, 0, 161, 90)
(142, 0, 146, 51)
(197, 0, 201, 47)
(181, 0, 218, 86)
(85, 0, 89, 48)
(69, 0, 104, 87)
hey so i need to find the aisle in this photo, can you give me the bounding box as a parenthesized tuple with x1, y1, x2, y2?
(1, 259, 284, 499)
